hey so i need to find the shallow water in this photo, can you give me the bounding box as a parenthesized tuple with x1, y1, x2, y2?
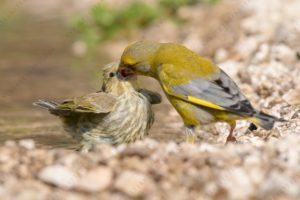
(0, 17, 103, 148)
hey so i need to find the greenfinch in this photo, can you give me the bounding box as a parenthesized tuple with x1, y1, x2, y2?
(34, 61, 161, 152)
(117, 41, 285, 143)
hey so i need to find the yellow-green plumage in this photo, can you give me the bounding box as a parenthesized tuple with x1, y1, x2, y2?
(118, 41, 284, 143)
(34, 61, 161, 151)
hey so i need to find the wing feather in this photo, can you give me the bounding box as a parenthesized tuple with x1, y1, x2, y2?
(159, 64, 255, 116)
(57, 92, 117, 114)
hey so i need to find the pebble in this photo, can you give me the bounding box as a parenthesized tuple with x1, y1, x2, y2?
(214, 48, 229, 63)
(218, 60, 241, 78)
(75, 167, 113, 192)
(283, 89, 300, 105)
(271, 44, 296, 65)
(218, 167, 253, 200)
(252, 43, 270, 64)
(114, 170, 154, 197)
(259, 170, 300, 198)
(19, 139, 35, 150)
(38, 165, 77, 189)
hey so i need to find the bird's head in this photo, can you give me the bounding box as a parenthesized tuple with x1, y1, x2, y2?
(101, 61, 137, 95)
(102, 61, 119, 85)
(117, 41, 160, 80)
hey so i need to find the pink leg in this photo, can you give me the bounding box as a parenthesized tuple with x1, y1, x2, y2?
(226, 122, 237, 143)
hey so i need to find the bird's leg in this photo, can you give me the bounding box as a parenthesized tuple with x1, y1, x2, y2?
(184, 125, 196, 144)
(226, 122, 237, 143)
(79, 141, 94, 153)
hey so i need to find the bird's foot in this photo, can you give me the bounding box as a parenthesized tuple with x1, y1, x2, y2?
(184, 125, 196, 144)
(225, 122, 237, 144)
(185, 134, 196, 144)
(79, 141, 94, 153)
(225, 135, 237, 143)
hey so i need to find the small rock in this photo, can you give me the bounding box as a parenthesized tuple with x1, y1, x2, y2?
(218, 60, 242, 78)
(214, 48, 229, 63)
(283, 89, 300, 105)
(75, 167, 112, 192)
(165, 142, 178, 154)
(259, 170, 299, 198)
(252, 43, 270, 64)
(218, 167, 253, 199)
(115, 170, 154, 197)
(234, 36, 264, 60)
(121, 145, 151, 158)
(141, 138, 158, 149)
(271, 44, 295, 65)
(38, 165, 77, 189)
(19, 139, 35, 150)
(16, 180, 50, 200)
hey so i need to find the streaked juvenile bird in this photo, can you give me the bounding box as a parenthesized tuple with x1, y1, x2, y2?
(117, 41, 285, 143)
(34, 61, 161, 152)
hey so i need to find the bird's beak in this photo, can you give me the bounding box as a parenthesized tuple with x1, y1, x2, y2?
(117, 66, 136, 81)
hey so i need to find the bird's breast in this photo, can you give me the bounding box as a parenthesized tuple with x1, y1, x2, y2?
(87, 91, 154, 144)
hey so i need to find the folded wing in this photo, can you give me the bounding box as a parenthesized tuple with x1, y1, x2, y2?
(160, 65, 255, 116)
(57, 92, 117, 114)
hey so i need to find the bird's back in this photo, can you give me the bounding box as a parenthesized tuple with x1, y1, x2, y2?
(155, 43, 220, 79)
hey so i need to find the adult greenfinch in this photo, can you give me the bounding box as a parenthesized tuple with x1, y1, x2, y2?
(34, 61, 161, 152)
(117, 41, 285, 143)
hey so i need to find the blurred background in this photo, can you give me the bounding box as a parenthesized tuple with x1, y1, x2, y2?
(0, 0, 299, 148)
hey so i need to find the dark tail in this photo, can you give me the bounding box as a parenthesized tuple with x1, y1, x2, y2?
(138, 89, 162, 104)
(33, 100, 58, 110)
(248, 111, 286, 130)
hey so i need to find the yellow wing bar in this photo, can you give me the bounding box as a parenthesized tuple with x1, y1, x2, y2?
(187, 96, 225, 110)
(162, 84, 226, 111)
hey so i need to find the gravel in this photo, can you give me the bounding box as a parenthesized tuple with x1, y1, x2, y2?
(1, 136, 300, 200)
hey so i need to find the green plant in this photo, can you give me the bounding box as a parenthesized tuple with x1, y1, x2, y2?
(159, 0, 198, 13)
(73, 0, 221, 52)
(73, 2, 160, 46)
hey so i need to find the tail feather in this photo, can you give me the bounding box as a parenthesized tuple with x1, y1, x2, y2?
(33, 100, 76, 116)
(248, 111, 286, 130)
(33, 100, 58, 110)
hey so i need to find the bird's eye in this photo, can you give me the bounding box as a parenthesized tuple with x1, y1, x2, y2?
(109, 72, 115, 77)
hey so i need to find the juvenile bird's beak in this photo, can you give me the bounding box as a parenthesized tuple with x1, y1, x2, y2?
(117, 67, 136, 81)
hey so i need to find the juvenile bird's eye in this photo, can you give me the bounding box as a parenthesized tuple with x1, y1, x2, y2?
(109, 72, 115, 77)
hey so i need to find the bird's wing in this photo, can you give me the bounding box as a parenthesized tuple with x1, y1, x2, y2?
(138, 88, 162, 104)
(159, 64, 255, 116)
(57, 92, 117, 114)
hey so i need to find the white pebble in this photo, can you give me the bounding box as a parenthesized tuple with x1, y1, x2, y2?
(38, 165, 77, 189)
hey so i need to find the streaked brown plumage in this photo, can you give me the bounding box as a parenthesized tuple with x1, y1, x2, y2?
(34, 61, 161, 151)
